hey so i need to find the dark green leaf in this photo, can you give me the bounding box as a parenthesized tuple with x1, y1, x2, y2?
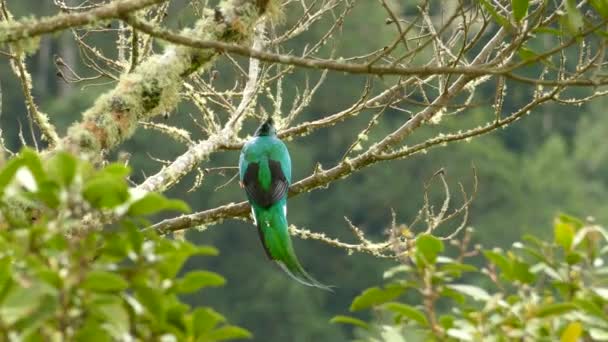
(350, 285, 405, 311)
(92, 298, 129, 338)
(83, 176, 128, 208)
(447, 284, 491, 301)
(127, 192, 190, 216)
(13, 294, 57, 336)
(135, 286, 165, 323)
(479, 0, 511, 28)
(329, 315, 369, 329)
(75, 321, 112, 342)
(0, 156, 23, 196)
(574, 298, 606, 319)
(99, 163, 131, 178)
(46, 151, 77, 187)
(518, 46, 538, 62)
(206, 326, 252, 340)
(512, 259, 535, 283)
(384, 302, 428, 326)
(512, 0, 529, 22)
(590, 0, 608, 17)
(415, 234, 444, 265)
(533, 27, 563, 35)
(484, 250, 513, 278)
(558, 214, 584, 230)
(193, 307, 226, 336)
(565, 0, 584, 34)
(535, 302, 578, 317)
(82, 271, 128, 292)
(20, 149, 46, 183)
(0, 282, 57, 325)
(176, 271, 225, 293)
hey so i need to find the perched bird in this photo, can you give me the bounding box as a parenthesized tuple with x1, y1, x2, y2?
(239, 118, 331, 291)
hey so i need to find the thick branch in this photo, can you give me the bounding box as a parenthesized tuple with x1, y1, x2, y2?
(0, 0, 166, 44)
(149, 27, 509, 234)
(124, 16, 608, 87)
(137, 22, 265, 193)
(59, 0, 274, 159)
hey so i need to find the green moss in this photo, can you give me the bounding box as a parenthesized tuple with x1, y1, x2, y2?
(141, 78, 162, 111)
(63, 0, 276, 158)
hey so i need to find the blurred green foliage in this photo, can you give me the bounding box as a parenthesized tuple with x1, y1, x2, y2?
(0, 149, 249, 340)
(335, 215, 608, 341)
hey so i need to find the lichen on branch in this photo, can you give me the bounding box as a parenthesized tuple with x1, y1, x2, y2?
(60, 0, 276, 159)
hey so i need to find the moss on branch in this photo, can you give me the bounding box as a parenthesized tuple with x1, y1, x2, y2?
(61, 0, 276, 159)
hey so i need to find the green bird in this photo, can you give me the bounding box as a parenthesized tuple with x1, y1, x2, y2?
(239, 118, 331, 291)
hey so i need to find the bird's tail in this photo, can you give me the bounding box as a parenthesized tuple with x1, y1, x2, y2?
(254, 204, 333, 291)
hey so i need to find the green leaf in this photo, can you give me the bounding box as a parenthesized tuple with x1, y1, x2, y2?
(193, 307, 226, 336)
(590, 0, 608, 17)
(512, 259, 535, 283)
(384, 302, 428, 326)
(75, 321, 112, 342)
(447, 284, 491, 302)
(561, 321, 582, 342)
(512, 0, 529, 22)
(533, 27, 563, 35)
(350, 285, 405, 311)
(535, 303, 578, 317)
(439, 261, 478, 276)
(0, 282, 56, 325)
(176, 271, 225, 293)
(415, 234, 444, 265)
(439, 315, 455, 330)
(0, 156, 23, 195)
(0, 257, 11, 295)
(330, 315, 369, 329)
(20, 148, 46, 183)
(82, 271, 129, 292)
(383, 265, 411, 279)
(555, 220, 575, 250)
(195, 245, 220, 256)
(441, 287, 465, 304)
(135, 286, 165, 323)
(83, 176, 128, 208)
(46, 151, 77, 187)
(99, 163, 131, 178)
(558, 213, 584, 230)
(91, 297, 129, 338)
(13, 294, 58, 336)
(518, 46, 538, 62)
(574, 298, 606, 319)
(565, 0, 584, 34)
(206, 326, 252, 340)
(165, 301, 189, 332)
(479, 0, 511, 28)
(484, 250, 512, 277)
(127, 192, 190, 216)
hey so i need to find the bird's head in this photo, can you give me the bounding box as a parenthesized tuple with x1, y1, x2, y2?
(254, 117, 276, 137)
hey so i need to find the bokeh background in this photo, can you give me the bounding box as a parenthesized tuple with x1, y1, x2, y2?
(2, 1, 608, 340)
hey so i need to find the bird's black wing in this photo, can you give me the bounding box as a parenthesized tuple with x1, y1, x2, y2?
(243, 159, 289, 208)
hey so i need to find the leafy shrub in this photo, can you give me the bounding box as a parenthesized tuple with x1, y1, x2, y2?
(334, 216, 608, 341)
(0, 149, 250, 341)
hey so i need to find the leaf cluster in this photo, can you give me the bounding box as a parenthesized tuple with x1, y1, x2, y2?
(334, 215, 608, 341)
(0, 149, 249, 341)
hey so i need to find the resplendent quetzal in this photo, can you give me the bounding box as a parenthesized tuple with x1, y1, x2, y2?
(239, 118, 331, 291)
